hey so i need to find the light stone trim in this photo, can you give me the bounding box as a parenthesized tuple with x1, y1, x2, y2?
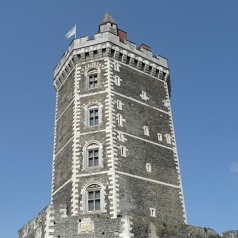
(80, 129, 106, 136)
(105, 58, 120, 218)
(112, 91, 169, 115)
(114, 129, 173, 151)
(78, 90, 108, 98)
(56, 99, 74, 122)
(119, 215, 134, 238)
(163, 81, 187, 223)
(44, 205, 55, 238)
(76, 170, 109, 178)
(51, 178, 72, 196)
(54, 136, 74, 158)
(140, 91, 149, 100)
(116, 171, 180, 189)
(51, 90, 59, 201)
(71, 64, 81, 215)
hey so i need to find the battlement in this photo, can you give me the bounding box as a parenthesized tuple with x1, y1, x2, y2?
(54, 30, 169, 79)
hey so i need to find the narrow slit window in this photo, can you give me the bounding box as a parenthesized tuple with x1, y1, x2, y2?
(165, 134, 172, 144)
(115, 75, 121, 86)
(157, 133, 163, 142)
(114, 62, 120, 71)
(118, 114, 123, 127)
(117, 100, 123, 110)
(143, 126, 149, 136)
(146, 163, 151, 172)
(121, 146, 127, 157)
(150, 208, 156, 217)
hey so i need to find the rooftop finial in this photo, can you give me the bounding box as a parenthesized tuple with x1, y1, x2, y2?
(100, 11, 116, 25)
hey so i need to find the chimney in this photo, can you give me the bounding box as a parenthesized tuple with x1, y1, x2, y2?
(118, 29, 127, 43)
(140, 43, 151, 51)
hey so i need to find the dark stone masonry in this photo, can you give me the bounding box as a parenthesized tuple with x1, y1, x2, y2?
(18, 12, 237, 238)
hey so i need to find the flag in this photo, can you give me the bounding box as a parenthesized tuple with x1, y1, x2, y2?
(65, 25, 76, 39)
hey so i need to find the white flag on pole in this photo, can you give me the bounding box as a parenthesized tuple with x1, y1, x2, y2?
(65, 25, 76, 39)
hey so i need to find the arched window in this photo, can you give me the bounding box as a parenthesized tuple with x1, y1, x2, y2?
(87, 184, 101, 211)
(81, 182, 106, 214)
(83, 141, 103, 170)
(88, 68, 98, 89)
(87, 143, 99, 167)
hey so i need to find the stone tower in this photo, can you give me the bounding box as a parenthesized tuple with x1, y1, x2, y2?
(18, 12, 186, 238)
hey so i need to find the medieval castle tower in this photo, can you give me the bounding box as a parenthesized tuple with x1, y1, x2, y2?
(18, 12, 186, 238)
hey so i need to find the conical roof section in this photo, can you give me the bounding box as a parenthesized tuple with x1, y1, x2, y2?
(100, 11, 116, 25)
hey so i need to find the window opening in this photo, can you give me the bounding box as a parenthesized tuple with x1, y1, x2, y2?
(87, 184, 101, 211)
(88, 147, 99, 167)
(89, 108, 99, 126)
(146, 163, 151, 172)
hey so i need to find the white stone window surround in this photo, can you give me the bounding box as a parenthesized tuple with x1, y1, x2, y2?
(117, 113, 126, 127)
(84, 64, 102, 90)
(157, 133, 163, 142)
(114, 75, 122, 86)
(140, 90, 149, 100)
(164, 134, 172, 144)
(120, 145, 127, 157)
(82, 141, 103, 170)
(116, 99, 123, 110)
(114, 62, 120, 71)
(143, 126, 150, 136)
(81, 182, 106, 214)
(88, 68, 98, 89)
(85, 103, 103, 127)
(146, 163, 151, 172)
(150, 208, 156, 217)
(117, 132, 127, 142)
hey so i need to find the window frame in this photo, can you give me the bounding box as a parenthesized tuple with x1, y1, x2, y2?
(86, 68, 100, 90)
(86, 104, 101, 127)
(83, 141, 103, 170)
(81, 182, 106, 214)
(87, 185, 101, 212)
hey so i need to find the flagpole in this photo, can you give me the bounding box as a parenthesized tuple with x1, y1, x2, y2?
(75, 24, 76, 39)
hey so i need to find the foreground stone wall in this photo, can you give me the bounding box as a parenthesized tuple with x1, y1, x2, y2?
(18, 205, 238, 238)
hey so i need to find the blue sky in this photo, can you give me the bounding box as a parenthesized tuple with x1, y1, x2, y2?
(0, 1, 238, 237)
